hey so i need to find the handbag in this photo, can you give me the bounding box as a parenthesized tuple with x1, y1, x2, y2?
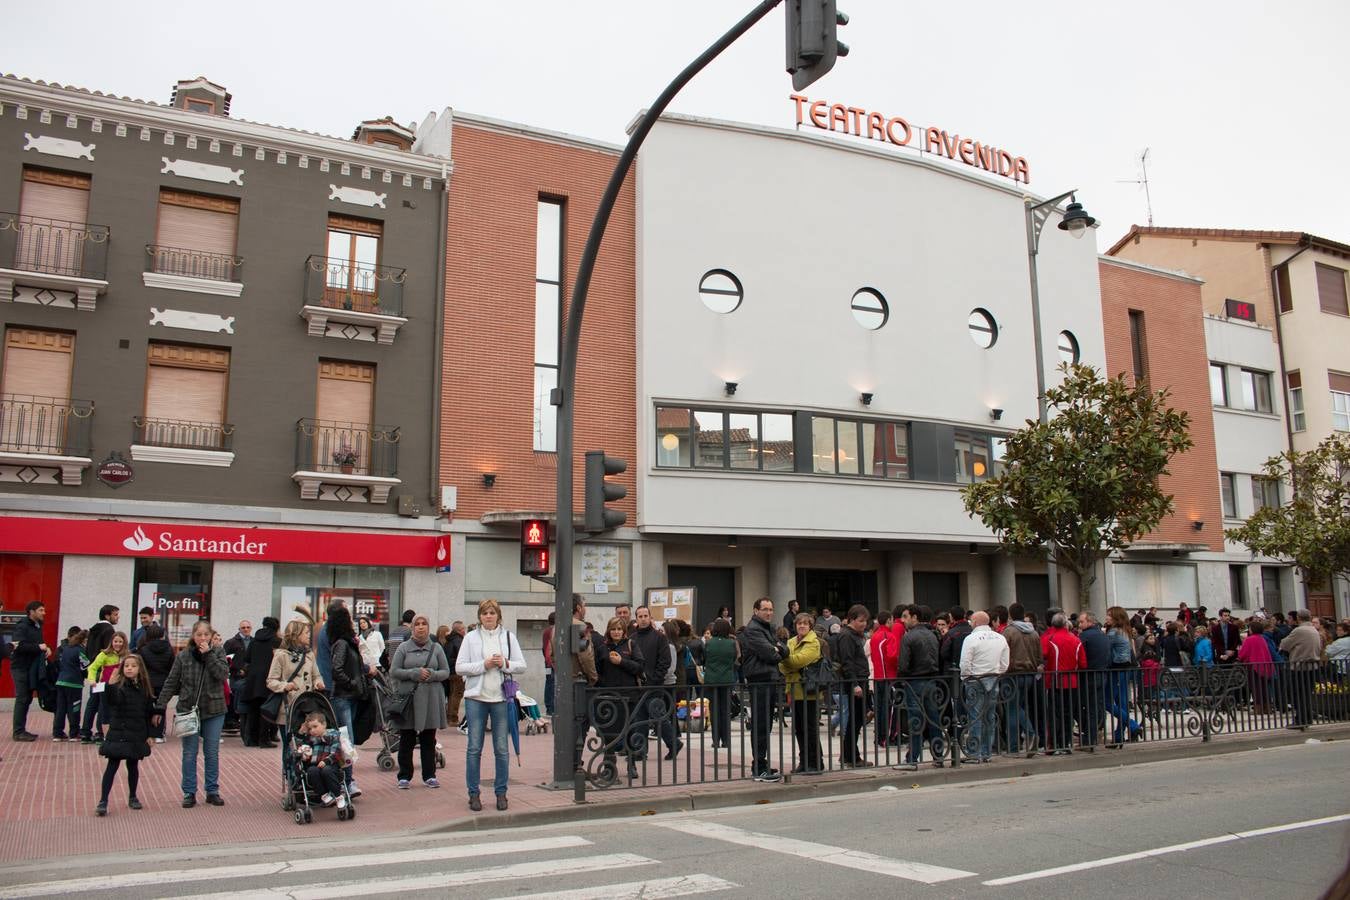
(501, 632, 519, 701)
(260, 650, 307, 724)
(173, 667, 205, 739)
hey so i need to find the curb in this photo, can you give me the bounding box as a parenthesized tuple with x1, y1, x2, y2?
(418, 724, 1350, 834)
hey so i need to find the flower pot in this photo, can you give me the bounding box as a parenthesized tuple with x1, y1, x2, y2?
(340, 463, 354, 474)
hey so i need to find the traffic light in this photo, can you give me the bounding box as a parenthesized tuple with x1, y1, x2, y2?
(786, 0, 849, 91)
(583, 450, 627, 533)
(520, 518, 550, 577)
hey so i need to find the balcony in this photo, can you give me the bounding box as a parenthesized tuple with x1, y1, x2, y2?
(300, 255, 408, 345)
(130, 416, 235, 467)
(0, 213, 110, 311)
(143, 244, 244, 297)
(0, 394, 95, 486)
(291, 417, 401, 504)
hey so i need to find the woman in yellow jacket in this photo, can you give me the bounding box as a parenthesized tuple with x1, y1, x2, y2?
(779, 614, 824, 774)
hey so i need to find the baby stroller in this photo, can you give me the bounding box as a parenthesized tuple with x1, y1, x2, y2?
(517, 690, 549, 736)
(282, 691, 356, 825)
(371, 668, 447, 772)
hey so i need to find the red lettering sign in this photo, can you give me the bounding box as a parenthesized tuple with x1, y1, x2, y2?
(1224, 298, 1256, 322)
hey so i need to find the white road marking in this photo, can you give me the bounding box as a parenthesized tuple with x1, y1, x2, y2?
(495, 873, 739, 900)
(177, 854, 656, 900)
(0, 835, 593, 898)
(983, 813, 1350, 886)
(653, 820, 974, 884)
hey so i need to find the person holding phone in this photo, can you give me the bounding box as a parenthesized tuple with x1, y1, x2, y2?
(456, 599, 526, 812)
(156, 620, 228, 808)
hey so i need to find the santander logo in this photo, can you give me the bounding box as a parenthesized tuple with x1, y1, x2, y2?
(122, 526, 154, 552)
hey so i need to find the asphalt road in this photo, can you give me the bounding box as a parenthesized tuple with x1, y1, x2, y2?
(3, 740, 1347, 899)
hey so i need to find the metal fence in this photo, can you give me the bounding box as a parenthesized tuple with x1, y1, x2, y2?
(304, 255, 405, 317)
(146, 243, 242, 282)
(294, 417, 399, 477)
(570, 660, 1349, 795)
(133, 416, 234, 452)
(0, 394, 95, 456)
(0, 213, 110, 280)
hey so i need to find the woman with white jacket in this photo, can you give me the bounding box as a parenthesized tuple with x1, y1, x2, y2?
(455, 598, 526, 812)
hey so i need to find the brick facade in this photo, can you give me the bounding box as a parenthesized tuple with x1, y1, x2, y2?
(1099, 260, 1224, 551)
(440, 122, 636, 521)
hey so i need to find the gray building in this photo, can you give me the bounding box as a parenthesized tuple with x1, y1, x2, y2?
(0, 75, 453, 651)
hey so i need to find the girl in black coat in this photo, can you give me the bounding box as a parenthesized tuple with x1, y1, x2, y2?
(97, 654, 161, 817)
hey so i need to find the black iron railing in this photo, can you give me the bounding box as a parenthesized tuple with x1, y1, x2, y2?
(146, 244, 243, 283)
(0, 213, 109, 280)
(294, 417, 399, 477)
(570, 661, 1349, 796)
(133, 416, 234, 452)
(0, 394, 94, 456)
(304, 255, 405, 317)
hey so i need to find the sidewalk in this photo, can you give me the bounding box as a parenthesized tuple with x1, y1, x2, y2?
(2, 706, 1345, 864)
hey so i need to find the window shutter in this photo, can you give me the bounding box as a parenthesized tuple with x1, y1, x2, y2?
(156, 203, 237, 256)
(1316, 264, 1349, 316)
(1330, 372, 1350, 394)
(19, 179, 90, 224)
(144, 367, 226, 424)
(2, 329, 73, 399)
(316, 362, 374, 426)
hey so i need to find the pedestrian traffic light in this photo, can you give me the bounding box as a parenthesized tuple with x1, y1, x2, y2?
(583, 450, 627, 533)
(520, 518, 550, 577)
(785, 0, 849, 91)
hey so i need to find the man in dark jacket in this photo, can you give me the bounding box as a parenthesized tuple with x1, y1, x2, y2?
(1077, 612, 1111, 748)
(10, 601, 49, 741)
(836, 605, 872, 767)
(630, 606, 680, 760)
(939, 606, 973, 675)
(222, 620, 252, 733)
(742, 597, 788, 782)
(896, 604, 942, 770)
(1210, 608, 1241, 666)
(242, 616, 281, 747)
(78, 604, 120, 742)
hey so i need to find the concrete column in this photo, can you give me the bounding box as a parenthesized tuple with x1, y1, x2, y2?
(768, 547, 796, 606)
(988, 553, 1016, 608)
(886, 549, 914, 611)
(1087, 559, 1109, 618)
(635, 538, 666, 601)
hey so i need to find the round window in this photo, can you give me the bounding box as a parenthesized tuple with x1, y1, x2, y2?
(850, 288, 888, 330)
(968, 308, 998, 349)
(1058, 330, 1080, 365)
(698, 269, 743, 314)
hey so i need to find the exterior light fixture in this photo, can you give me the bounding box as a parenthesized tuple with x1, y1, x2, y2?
(1192, 520, 1205, 532)
(724, 381, 738, 397)
(990, 407, 1004, 422)
(482, 473, 497, 489)
(860, 392, 873, 406)
(727, 534, 738, 549)
(968, 543, 978, 555)
(1057, 199, 1098, 239)
(859, 538, 871, 552)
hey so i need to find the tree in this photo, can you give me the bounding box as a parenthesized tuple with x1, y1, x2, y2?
(1227, 433, 1350, 597)
(961, 364, 1193, 611)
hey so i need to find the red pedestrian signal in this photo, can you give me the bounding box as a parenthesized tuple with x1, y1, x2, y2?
(520, 519, 551, 576)
(522, 518, 547, 548)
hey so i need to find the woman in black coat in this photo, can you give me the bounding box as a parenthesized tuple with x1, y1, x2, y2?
(242, 616, 281, 747)
(97, 655, 160, 816)
(138, 624, 175, 741)
(593, 617, 646, 780)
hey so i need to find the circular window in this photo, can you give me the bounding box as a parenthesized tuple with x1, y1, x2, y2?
(850, 288, 888, 330)
(1058, 330, 1080, 365)
(968, 308, 998, 349)
(698, 269, 743, 314)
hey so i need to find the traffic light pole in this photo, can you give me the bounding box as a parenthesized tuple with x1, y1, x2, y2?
(551, 0, 785, 788)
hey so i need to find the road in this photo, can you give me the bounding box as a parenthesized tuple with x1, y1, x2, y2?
(2, 740, 1347, 899)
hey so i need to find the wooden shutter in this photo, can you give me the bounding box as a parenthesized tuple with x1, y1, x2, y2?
(2, 328, 73, 399)
(18, 171, 91, 274)
(20, 171, 91, 223)
(1330, 372, 1350, 394)
(156, 191, 238, 255)
(144, 345, 229, 425)
(1317, 264, 1349, 316)
(316, 362, 374, 473)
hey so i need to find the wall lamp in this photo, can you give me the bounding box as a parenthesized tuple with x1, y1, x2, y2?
(481, 473, 497, 489)
(859, 538, 871, 552)
(968, 543, 979, 555)
(860, 392, 874, 407)
(1192, 520, 1205, 532)
(724, 381, 738, 397)
(990, 407, 1004, 422)
(727, 534, 739, 549)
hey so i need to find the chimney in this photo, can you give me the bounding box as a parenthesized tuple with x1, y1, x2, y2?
(352, 116, 414, 152)
(170, 77, 231, 117)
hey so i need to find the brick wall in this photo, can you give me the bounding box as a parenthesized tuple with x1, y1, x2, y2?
(1098, 260, 1223, 550)
(440, 123, 636, 521)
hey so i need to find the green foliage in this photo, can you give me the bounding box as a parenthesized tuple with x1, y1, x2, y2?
(962, 364, 1193, 607)
(1227, 433, 1350, 589)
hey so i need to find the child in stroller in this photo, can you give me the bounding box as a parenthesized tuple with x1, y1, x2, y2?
(297, 712, 351, 812)
(283, 691, 356, 824)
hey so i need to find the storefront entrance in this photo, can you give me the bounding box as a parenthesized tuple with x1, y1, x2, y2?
(797, 568, 879, 619)
(0, 554, 61, 698)
(667, 565, 734, 630)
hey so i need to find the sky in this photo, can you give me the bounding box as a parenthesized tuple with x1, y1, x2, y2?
(4, 0, 1348, 251)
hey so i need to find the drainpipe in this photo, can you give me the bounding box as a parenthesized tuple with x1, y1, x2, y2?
(429, 162, 449, 514)
(1267, 238, 1311, 604)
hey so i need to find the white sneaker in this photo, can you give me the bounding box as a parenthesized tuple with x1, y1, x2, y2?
(320, 793, 335, 807)
(348, 781, 362, 798)
(155, 738, 165, 744)
(336, 795, 348, 810)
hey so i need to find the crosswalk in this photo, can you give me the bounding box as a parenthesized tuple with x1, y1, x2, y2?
(0, 818, 980, 899)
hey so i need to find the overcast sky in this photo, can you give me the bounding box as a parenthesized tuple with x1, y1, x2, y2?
(5, 0, 1347, 250)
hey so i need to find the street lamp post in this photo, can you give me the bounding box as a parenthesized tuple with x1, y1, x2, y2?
(1023, 191, 1096, 609)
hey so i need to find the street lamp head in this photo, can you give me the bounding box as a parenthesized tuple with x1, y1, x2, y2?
(1057, 200, 1097, 239)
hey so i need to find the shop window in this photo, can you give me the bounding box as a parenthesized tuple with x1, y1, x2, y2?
(272, 564, 404, 642)
(133, 557, 212, 651)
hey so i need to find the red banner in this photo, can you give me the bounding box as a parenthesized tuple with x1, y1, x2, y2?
(0, 516, 449, 569)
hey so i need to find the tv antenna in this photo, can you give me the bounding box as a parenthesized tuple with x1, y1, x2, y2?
(1117, 148, 1153, 225)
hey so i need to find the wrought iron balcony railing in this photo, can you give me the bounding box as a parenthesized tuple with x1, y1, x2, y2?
(0, 394, 94, 456)
(0, 213, 110, 279)
(146, 244, 243, 283)
(133, 416, 234, 452)
(295, 417, 399, 477)
(304, 255, 405, 317)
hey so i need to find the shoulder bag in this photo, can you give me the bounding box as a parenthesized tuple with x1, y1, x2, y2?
(260, 650, 308, 724)
(501, 632, 520, 701)
(173, 659, 206, 738)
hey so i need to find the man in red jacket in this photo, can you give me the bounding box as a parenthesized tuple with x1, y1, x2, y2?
(1041, 613, 1087, 755)
(869, 609, 900, 747)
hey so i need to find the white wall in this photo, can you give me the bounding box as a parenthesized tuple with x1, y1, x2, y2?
(58, 555, 134, 635)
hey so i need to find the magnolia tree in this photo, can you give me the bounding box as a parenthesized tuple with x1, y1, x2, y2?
(1227, 433, 1350, 597)
(962, 364, 1194, 611)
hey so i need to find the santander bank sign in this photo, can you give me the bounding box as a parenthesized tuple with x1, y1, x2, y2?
(122, 525, 269, 556)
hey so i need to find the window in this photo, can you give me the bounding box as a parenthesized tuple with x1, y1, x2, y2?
(1261, 566, 1283, 609)
(533, 199, 562, 451)
(850, 288, 888, 330)
(184, 98, 215, 114)
(656, 407, 691, 466)
(954, 430, 994, 484)
(1316, 263, 1349, 316)
(1252, 476, 1279, 512)
(141, 343, 230, 450)
(967, 309, 997, 348)
(324, 215, 382, 311)
(1228, 565, 1248, 609)
(1057, 331, 1080, 365)
(316, 360, 374, 474)
(656, 408, 794, 472)
(1287, 371, 1305, 431)
(1209, 363, 1227, 407)
(760, 413, 794, 471)
(694, 410, 725, 468)
(698, 269, 742, 314)
(1332, 372, 1350, 431)
(153, 189, 240, 281)
(1239, 368, 1272, 413)
(16, 167, 91, 276)
(1276, 265, 1293, 313)
(1128, 310, 1148, 382)
(1, 327, 75, 454)
(1220, 472, 1237, 518)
